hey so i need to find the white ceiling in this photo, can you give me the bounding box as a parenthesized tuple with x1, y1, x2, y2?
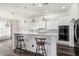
(0, 3, 73, 19)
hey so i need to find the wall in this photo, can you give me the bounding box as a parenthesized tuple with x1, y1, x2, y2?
(12, 20, 20, 49)
(18, 18, 31, 32)
(67, 3, 79, 47)
(11, 20, 19, 36)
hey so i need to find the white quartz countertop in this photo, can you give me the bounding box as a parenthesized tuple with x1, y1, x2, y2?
(14, 32, 58, 36)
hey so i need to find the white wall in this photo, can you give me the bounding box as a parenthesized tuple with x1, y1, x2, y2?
(12, 20, 20, 49)
(68, 3, 79, 19)
(11, 20, 19, 36)
(67, 3, 79, 47)
(18, 18, 31, 32)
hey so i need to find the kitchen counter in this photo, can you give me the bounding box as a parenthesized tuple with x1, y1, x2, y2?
(13, 32, 58, 56)
(14, 32, 58, 36)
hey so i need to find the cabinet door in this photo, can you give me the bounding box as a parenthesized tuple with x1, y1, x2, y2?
(30, 20, 46, 30)
(30, 22, 38, 30)
(47, 21, 58, 29)
(38, 21, 45, 28)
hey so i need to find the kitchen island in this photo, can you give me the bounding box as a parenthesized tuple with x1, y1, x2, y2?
(13, 32, 58, 56)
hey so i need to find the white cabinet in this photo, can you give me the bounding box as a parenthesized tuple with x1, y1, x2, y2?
(30, 22, 38, 30)
(47, 20, 58, 29)
(30, 20, 58, 30)
(38, 21, 45, 28)
(30, 20, 45, 30)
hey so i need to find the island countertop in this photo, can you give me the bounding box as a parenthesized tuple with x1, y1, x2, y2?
(14, 32, 58, 36)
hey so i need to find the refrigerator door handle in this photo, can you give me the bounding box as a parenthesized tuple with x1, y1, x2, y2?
(75, 24, 77, 40)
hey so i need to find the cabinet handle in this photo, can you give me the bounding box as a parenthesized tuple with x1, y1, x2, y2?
(75, 24, 77, 40)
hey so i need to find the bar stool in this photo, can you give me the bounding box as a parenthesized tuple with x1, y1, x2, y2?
(15, 34, 26, 55)
(35, 38, 47, 56)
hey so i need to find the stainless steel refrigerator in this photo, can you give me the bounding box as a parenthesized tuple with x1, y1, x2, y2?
(74, 19, 79, 55)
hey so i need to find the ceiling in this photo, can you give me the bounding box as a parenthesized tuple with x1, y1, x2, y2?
(0, 3, 73, 19)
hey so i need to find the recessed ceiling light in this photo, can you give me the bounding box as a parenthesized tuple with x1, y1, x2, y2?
(62, 6, 65, 9)
(38, 4, 42, 7)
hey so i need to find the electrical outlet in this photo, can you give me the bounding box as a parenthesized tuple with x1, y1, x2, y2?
(32, 44, 34, 47)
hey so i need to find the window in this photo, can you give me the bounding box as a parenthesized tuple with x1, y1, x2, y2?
(0, 20, 11, 38)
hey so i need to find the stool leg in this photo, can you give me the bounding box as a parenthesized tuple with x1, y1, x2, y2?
(20, 41, 21, 56)
(35, 45, 47, 56)
(22, 40, 26, 54)
(35, 45, 38, 56)
(44, 46, 47, 56)
(41, 45, 47, 56)
(41, 45, 44, 56)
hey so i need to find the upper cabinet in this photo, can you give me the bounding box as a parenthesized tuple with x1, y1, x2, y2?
(47, 20, 58, 29)
(30, 19, 58, 30)
(38, 20, 45, 28)
(30, 19, 45, 30)
(30, 21, 38, 30)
